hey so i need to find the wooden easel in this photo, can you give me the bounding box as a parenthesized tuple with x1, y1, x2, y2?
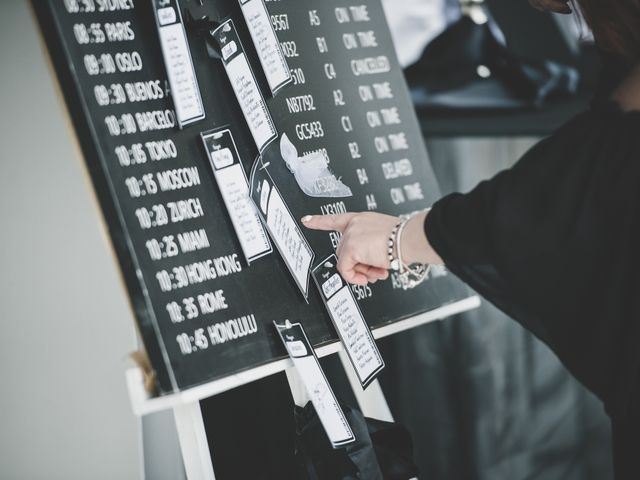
(127, 296, 480, 479)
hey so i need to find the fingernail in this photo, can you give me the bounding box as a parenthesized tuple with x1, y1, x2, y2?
(301, 215, 313, 223)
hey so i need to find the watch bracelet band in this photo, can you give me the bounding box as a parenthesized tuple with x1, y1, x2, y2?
(391, 209, 431, 290)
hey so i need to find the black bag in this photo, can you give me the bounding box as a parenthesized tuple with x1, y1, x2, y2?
(294, 401, 419, 480)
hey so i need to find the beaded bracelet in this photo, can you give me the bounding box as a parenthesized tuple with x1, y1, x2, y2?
(387, 220, 402, 272)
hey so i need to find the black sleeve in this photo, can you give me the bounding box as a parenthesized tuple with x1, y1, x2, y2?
(423, 106, 640, 416)
(423, 121, 582, 343)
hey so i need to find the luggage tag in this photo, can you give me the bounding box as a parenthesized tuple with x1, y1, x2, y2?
(201, 127, 272, 264)
(239, 0, 292, 94)
(312, 255, 384, 388)
(249, 157, 314, 299)
(152, 0, 205, 128)
(210, 19, 277, 152)
(274, 320, 356, 448)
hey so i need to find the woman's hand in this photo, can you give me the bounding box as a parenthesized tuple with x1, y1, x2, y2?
(528, 0, 572, 14)
(301, 211, 443, 285)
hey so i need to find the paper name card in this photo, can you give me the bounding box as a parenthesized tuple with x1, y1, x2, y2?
(211, 19, 277, 151)
(239, 0, 292, 94)
(312, 255, 384, 388)
(201, 128, 272, 264)
(152, 0, 205, 128)
(274, 321, 355, 448)
(250, 157, 314, 299)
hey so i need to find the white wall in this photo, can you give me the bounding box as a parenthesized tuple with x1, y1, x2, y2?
(0, 1, 142, 478)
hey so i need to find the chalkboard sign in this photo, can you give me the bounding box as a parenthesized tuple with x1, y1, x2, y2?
(33, 0, 472, 395)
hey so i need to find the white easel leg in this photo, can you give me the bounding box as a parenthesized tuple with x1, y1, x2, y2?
(338, 350, 393, 422)
(173, 401, 216, 480)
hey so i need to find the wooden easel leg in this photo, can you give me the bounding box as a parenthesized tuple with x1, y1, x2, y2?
(173, 401, 216, 480)
(338, 350, 394, 422)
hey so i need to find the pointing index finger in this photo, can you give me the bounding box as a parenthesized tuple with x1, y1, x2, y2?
(301, 213, 356, 232)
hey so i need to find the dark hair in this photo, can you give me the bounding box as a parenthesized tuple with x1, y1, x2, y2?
(576, 0, 640, 64)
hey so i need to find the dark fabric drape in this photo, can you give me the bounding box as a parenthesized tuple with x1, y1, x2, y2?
(293, 401, 419, 479)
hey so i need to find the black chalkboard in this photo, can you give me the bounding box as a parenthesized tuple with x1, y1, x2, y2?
(33, 0, 472, 395)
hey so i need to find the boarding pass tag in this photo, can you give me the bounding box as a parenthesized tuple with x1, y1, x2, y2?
(239, 0, 292, 94)
(152, 0, 205, 127)
(211, 19, 277, 152)
(249, 157, 314, 299)
(274, 320, 355, 448)
(312, 254, 384, 388)
(201, 128, 272, 264)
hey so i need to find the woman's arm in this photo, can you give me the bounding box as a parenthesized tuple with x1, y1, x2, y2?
(301, 210, 443, 285)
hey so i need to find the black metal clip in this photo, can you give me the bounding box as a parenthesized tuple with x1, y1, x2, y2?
(183, 6, 222, 59)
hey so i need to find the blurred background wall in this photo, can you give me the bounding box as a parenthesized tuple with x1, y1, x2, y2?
(0, 1, 142, 478)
